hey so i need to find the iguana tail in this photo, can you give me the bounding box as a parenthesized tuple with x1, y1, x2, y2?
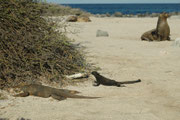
(12, 84, 26, 88)
(70, 95, 100, 99)
(61, 92, 101, 99)
(119, 79, 141, 84)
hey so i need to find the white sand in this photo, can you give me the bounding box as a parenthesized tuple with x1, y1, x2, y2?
(1, 17, 180, 120)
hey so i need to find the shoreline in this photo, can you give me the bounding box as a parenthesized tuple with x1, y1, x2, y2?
(62, 3, 180, 17)
(92, 12, 180, 18)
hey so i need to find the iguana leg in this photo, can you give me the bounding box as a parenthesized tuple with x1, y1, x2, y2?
(93, 81, 100, 86)
(51, 94, 67, 101)
(116, 84, 126, 87)
(14, 92, 29, 97)
(69, 90, 80, 94)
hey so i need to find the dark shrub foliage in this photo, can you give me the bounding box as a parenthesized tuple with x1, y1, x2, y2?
(0, 0, 87, 89)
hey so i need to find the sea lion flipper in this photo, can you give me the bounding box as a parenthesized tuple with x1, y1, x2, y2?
(141, 29, 157, 41)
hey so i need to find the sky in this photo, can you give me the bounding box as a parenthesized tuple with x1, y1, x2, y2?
(46, 0, 180, 4)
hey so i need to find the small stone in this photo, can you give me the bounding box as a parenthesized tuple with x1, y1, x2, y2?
(172, 38, 180, 47)
(96, 30, 109, 37)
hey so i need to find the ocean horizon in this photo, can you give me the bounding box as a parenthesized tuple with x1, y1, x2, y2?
(63, 3, 180, 15)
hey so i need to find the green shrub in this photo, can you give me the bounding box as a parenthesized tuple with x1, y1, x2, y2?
(0, 0, 89, 89)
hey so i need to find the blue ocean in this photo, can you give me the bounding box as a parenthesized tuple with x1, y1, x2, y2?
(63, 4, 180, 15)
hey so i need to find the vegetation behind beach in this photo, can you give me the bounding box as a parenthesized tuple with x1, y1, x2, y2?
(0, 0, 90, 90)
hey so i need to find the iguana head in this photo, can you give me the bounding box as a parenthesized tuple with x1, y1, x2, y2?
(20, 85, 29, 92)
(12, 83, 30, 92)
(91, 71, 100, 76)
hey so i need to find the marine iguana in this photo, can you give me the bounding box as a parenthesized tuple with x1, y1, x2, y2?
(91, 71, 141, 87)
(13, 84, 100, 101)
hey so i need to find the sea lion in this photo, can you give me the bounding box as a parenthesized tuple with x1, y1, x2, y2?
(77, 16, 91, 22)
(91, 71, 141, 87)
(66, 16, 78, 22)
(13, 84, 100, 101)
(141, 13, 170, 41)
(66, 16, 91, 22)
(141, 28, 157, 41)
(156, 12, 170, 41)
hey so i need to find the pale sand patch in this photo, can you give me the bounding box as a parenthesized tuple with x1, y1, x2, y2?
(1, 17, 180, 120)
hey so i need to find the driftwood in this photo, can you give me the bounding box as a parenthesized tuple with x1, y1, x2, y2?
(65, 73, 89, 79)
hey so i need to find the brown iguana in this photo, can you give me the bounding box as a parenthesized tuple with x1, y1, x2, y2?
(92, 71, 141, 87)
(13, 84, 100, 101)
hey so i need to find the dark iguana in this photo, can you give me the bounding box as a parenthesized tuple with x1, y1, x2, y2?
(13, 84, 100, 101)
(92, 71, 141, 87)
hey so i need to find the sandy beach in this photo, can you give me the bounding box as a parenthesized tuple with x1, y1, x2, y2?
(1, 16, 180, 120)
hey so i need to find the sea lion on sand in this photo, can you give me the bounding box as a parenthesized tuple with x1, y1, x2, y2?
(66, 16, 78, 22)
(141, 28, 157, 41)
(156, 13, 170, 41)
(141, 13, 170, 41)
(91, 71, 141, 87)
(66, 16, 91, 22)
(77, 16, 91, 22)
